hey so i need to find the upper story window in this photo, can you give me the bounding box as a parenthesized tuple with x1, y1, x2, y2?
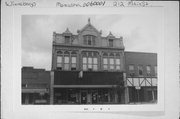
(154, 66, 157, 76)
(115, 53, 121, 70)
(65, 36, 70, 44)
(64, 51, 70, 70)
(146, 65, 151, 76)
(83, 35, 96, 46)
(103, 53, 108, 71)
(109, 39, 113, 47)
(129, 65, 134, 71)
(82, 52, 98, 71)
(138, 65, 143, 76)
(102, 53, 121, 71)
(71, 52, 77, 71)
(57, 51, 63, 70)
(56, 51, 78, 71)
(129, 65, 135, 76)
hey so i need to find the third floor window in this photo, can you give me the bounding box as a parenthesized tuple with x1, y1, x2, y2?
(83, 35, 96, 46)
(65, 36, 70, 44)
(109, 39, 113, 47)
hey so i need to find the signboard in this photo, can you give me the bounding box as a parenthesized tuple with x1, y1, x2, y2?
(135, 86, 141, 90)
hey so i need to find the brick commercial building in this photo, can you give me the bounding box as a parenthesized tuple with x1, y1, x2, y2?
(124, 52, 157, 103)
(50, 19, 125, 104)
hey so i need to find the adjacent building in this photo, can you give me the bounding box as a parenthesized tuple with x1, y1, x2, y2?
(22, 67, 50, 104)
(124, 52, 157, 103)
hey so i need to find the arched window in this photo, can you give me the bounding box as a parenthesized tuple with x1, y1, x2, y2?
(57, 51, 63, 70)
(82, 51, 98, 71)
(103, 53, 108, 70)
(64, 51, 70, 70)
(109, 53, 115, 70)
(92, 52, 98, 71)
(115, 53, 121, 70)
(71, 52, 77, 71)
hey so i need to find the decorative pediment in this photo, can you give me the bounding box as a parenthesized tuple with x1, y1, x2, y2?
(63, 28, 72, 36)
(78, 18, 101, 37)
(107, 32, 115, 39)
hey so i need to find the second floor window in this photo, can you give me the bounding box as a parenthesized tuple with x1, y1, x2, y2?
(129, 65, 135, 76)
(83, 57, 87, 71)
(146, 65, 151, 76)
(64, 56, 70, 70)
(57, 51, 63, 70)
(103, 58, 108, 70)
(154, 66, 157, 76)
(102, 53, 121, 71)
(115, 58, 120, 70)
(71, 56, 77, 71)
(129, 65, 134, 71)
(57, 56, 62, 70)
(82, 52, 98, 71)
(138, 65, 143, 76)
(109, 58, 114, 70)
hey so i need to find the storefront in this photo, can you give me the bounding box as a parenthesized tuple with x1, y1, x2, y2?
(53, 88, 123, 104)
(22, 88, 49, 104)
(51, 71, 124, 104)
(126, 77, 157, 103)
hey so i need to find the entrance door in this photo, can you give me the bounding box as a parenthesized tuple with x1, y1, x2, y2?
(81, 91, 87, 104)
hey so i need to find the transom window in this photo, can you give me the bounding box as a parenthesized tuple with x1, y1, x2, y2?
(83, 35, 96, 46)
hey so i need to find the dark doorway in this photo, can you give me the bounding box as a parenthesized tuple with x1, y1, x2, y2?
(81, 91, 87, 104)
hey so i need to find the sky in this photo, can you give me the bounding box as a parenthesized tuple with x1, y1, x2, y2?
(22, 15, 162, 70)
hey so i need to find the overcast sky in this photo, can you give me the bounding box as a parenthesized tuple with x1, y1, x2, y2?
(22, 15, 162, 70)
